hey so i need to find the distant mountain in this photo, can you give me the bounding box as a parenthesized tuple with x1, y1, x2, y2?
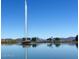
(60, 37, 75, 40)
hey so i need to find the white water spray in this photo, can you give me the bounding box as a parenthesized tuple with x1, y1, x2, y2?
(25, 0, 27, 38)
(25, 1, 28, 59)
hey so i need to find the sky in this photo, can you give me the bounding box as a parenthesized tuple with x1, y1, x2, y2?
(1, 0, 25, 39)
(27, 0, 78, 38)
(1, 0, 78, 39)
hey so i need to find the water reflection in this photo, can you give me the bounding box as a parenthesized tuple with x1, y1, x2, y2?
(47, 43, 52, 47)
(2, 43, 78, 59)
(55, 43, 61, 47)
(20, 43, 78, 48)
(76, 43, 78, 48)
(32, 44, 37, 48)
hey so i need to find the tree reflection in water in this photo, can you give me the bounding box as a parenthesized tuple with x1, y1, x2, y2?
(54, 43, 61, 47)
(32, 44, 37, 48)
(21, 43, 78, 48)
(76, 43, 78, 48)
(47, 43, 52, 47)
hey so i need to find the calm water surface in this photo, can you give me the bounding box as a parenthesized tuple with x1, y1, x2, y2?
(1, 43, 78, 59)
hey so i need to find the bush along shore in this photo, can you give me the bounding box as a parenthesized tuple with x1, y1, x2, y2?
(1, 35, 78, 45)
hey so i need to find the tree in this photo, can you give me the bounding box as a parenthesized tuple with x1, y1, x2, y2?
(47, 38, 52, 42)
(22, 38, 26, 41)
(75, 35, 78, 41)
(54, 38, 61, 43)
(31, 37, 37, 42)
(27, 38, 31, 40)
(54, 38, 60, 40)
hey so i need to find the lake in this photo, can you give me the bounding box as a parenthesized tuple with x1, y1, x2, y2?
(1, 43, 78, 59)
